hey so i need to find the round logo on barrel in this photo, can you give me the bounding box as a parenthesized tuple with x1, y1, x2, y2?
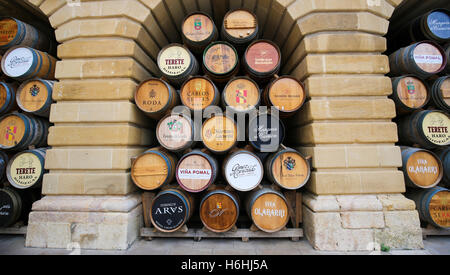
(158, 46, 191, 76)
(422, 112, 450, 146)
(9, 152, 42, 188)
(151, 193, 186, 231)
(225, 152, 262, 191)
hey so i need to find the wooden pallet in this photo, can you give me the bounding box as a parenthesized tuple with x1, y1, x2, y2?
(422, 225, 450, 239)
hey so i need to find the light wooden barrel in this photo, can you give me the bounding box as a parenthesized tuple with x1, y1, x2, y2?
(398, 110, 450, 149)
(182, 12, 218, 55)
(131, 148, 178, 191)
(176, 150, 218, 193)
(222, 149, 263, 192)
(407, 186, 449, 229)
(248, 111, 285, 152)
(6, 148, 46, 190)
(0, 17, 51, 52)
(430, 76, 450, 112)
(243, 40, 281, 84)
(0, 82, 18, 115)
(389, 41, 447, 79)
(222, 76, 260, 113)
(435, 148, 450, 187)
(156, 112, 196, 152)
(221, 9, 259, 53)
(157, 44, 199, 88)
(16, 79, 54, 117)
(409, 9, 450, 44)
(202, 115, 237, 154)
(391, 75, 429, 114)
(180, 76, 220, 111)
(150, 187, 194, 232)
(135, 78, 180, 120)
(400, 147, 443, 189)
(263, 76, 306, 117)
(246, 186, 289, 233)
(200, 187, 240, 233)
(203, 41, 239, 85)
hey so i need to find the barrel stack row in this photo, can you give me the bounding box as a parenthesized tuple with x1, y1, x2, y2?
(132, 9, 309, 234)
(0, 16, 56, 228)
(388, 9, 449, 230)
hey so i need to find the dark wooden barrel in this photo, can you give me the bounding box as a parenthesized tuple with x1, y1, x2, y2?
(157, 44, 199, 88)
(156, 112, 196, 152)
(406, 186, 449, 229)
(201, 115, 237, 154)
(409, 9, 450, 44)
(0, 112, 49, 151)
(435, 148, 450, 187)
(131, 148, 178, 191)
(445, 43, 450, 74)
(389, 41, 447, 79)
(150, 187, 194, 232)
(16, 79, 54, 117)
(430, 76, 450, 112)
(248, 111, 285, 152)
(0, 187, 22, 227)
(135, 78, 180, 120)
(265, 147, 311, 190)
(397, 110, 450, 149)
(0, 82, 18, 115)
(200, 187, 240, 232)
(400, 147, 443, 189)
(263, 76, 306, 117)
(182, 12, 218, 55)
(222, 76, 260, 114)
(245, 186, 289, 233)
(180, 76, 220, 111)
(1, 46, 57, 81)
(0, 17, 51, 52)
(6, 148, 47, 189)
(0, 151, 8, 181)
(391, 75, 430, 114)
(243, 40, 281, 84)
(176, 149, 218, 193)
(221, 9, 259, 54)
(203, 41, 239, 85)
(222, 149, 263, 192)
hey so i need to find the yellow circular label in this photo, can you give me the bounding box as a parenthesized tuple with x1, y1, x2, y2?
(9, 152, 42, 188)
(422, 112, 450, 146)
(158, 46, 191, 76)
(0, 18, 18, 46)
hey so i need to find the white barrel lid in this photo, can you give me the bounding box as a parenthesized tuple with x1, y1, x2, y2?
(225, 151, 263, 191)
(3, 47, 34, 77)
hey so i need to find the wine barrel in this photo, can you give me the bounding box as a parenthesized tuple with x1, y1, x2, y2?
(182, 12, 218, 55)
(200, 187, 240, 233)
(202, 115, 237, 154)
(156, 112, 196, 152)
(135, 78, 180, 120)
(263, 76, 306, 117)
(150, 187, 194, 232)
(203, 41, 239, 84)
(157, 44, 199, 88)
(223, 149, 263, 191)
(0, 82, 18, 115)
(400, 147, 443, 189)
(221, 9, 259, 53)
(16, 79, 54, 117)
(409, 9, 450, 44)
(248, 111, 285, 152)
(265, 147, 311, 190)
(180, 76, 220, 111)
(6, 148, 46, 190)
(0, 17, 51, 52)
(389, 41, 447, 79)
(0, 151, 8, 180)
(445, 43, 450, 74)
(0, 187, 22, 227)
(0, 112, 49, 151)
(398, 110, 450, 149)
(430, 76, 450, 113)
(246, 186, 289, 233)
(435, 148, 450, 187)
(406, 187, 449, 229)
(391, 75, 430, 114)
(222, 76, 260, 114)
(176, 150, 218, 193)
(243, 40, 281, 84)
(131, 148, 178, 191)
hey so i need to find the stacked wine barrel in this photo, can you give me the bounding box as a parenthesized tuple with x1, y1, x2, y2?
(388, 9, 449, 229)
(132, 10, 309, 234)
(0, 17, 56, 228)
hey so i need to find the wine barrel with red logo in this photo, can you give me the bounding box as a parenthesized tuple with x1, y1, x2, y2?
(391, 75, 429, 114)
(182, 12, 218, 55)
(400, 147, 443, 189)
(243, 40, 281, 84)
(200, 187, 240, 233)
(222, 76, 260, 114)
(222, 149, 263, 192)
(263, 76, 306, 117)
(176, 150, 218, 193)
(156, 112, 196, 152)
(221, 9, 259, 53)
(6, 148, 47, 190)
(16, 79, 54, 117)
(157, 44, 199, 88)
(406, 186, 449, 229)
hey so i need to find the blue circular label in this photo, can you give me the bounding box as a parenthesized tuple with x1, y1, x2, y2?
(427, 11, 450, 39)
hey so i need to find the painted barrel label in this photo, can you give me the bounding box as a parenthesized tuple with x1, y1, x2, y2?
(224, 10, 257, 39)
(251, 193, 288, 232)
(204, 43, 237, 74)
(427, 11, 450, 39)
(151, 193, 187, 231)
(9, 152, 42, 188)
(132, 152, 169, 190)
(422, 112, 450, 146)
(157, 115, 192, 150)
(268, 78, 305, 112)
(183, 14, 214, 42)
(3, 47, 34, 77)
(396, 76, 428, 109)
(413, 43, 443, 73)
(0, 190, 14, 226)
(246, 42, 279, 73)
(177, 154, 212, 191)
(224, 78, 259, 112)
(0, 18, 18, 45)
(202, 116, 237, 152)
(200, 193, 238, 232)
(271, 151, 309, 189)
(158, 46, 191, 76)
(225, 152, 262, 191)
(440, 78, 450, 106)
(406, 151, 441, 187)
(18, 80, 48, 112)
(0, 115, 25, 148)
(136, 79, 170, 113)
(249, 114, 284, 152)
(181, 78, 215, 110)
(429, 190, 450, 228)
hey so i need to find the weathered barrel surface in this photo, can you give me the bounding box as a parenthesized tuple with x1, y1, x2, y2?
(157, 44, 199, 87)
(430, 76, 450, 112)
(135, 78, 179, 120)
(248, 112, 285, 152)
(263, 76, 306, 117)
(176, 150, 218, 193)
(203, 41, 239, 84)
(180, 76, 220, 111)
(222, 76, 260, 113)
(6, 148, 46, 190)
(435, 148, 449, 187)
(223, 149, 263, 192)
(391, 75, 429, 113)
(16, 79, 54, 117)
(0, 17, 51, 52)
(243, 40, 281, 83)
(200, 188, 240, 233)
(407, 186, 449, 229)
(201, 115, 237, 154)
(401, 147, 443, 189)
(182, 12, 218, 55)
(0, 82, 18, 115)
(156, 113, 195, 152)
(221, 9, 259, 53)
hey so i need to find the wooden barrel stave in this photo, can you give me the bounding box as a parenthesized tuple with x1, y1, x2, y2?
(434, 148, 450, 187)
(180, 76, 220, 112)
(16, 79, 54, 117)
(430, 76, 450, 112)
(391, 75, 430, 114)
(203, 41, 239, 85)
(182, 12, 219, 55)
(222, 76, 260, 114)
(221, 9, 259, 54)
(201, 115, 238, 154)
(0, 82, 18, 115)
(200, 188, 240, 232)
(263, 76, 306, 117)
(176, 150, 218, 193)
(0, 17, 51, 52)
(400, 146, 443, 189)
(156, 112, 196, 152)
